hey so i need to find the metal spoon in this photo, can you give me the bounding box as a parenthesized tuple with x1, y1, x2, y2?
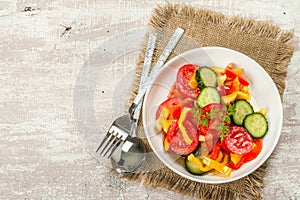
(110, 117, 146, 173)
(110, 33, 156, 173)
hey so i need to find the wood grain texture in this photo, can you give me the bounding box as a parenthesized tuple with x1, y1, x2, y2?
(0, 0, 299, 199)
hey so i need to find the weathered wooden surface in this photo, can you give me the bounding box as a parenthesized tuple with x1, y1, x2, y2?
(0, 0, 299, 199)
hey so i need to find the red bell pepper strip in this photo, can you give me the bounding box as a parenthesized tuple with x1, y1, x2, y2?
(220, 140, 230, 152)
(227, 139, 263, 170)
(224, 77, 240, 95)
(238, 75, 250, 86)
(225, 69, 238, 79)
(208, 141, 221, 160)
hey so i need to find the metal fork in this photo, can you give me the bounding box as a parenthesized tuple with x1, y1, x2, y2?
(95, 33, 156, 158)
(96, 28, 185, 158)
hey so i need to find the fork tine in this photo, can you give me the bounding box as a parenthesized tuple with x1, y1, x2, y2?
(99, 132, 115, 155)
(106, 138, 123, 158)
(102, 132, 121, 157)
(96, 132, 112, 153)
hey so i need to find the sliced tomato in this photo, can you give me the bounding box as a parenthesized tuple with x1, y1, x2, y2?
(168, 83, 184, 98)
(175, 64, 200, 99)
(176, 82, 200, 99)
(166, 120, 178, 142)
(242, 139, 262, 163)
(220, 140, 231, 152)
(201, 103, 224, 115)
(176, 64, 198, 84)
(227, 139, 262, 170)
(168, 120, 199, 155)
(156, 97, 181, 120)
(224, 126, 253, 155)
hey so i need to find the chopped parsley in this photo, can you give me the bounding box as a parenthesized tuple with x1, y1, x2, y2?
(199, 117, 208, 127)
(227, 103, 236, 116)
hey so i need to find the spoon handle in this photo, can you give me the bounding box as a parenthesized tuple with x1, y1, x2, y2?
(129, 27, 185, 117)
(130, 33, 156, 137)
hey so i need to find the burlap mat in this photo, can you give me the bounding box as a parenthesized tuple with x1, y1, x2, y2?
(116, 4, 294, 200)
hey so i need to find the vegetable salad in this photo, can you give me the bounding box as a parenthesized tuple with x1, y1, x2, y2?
(155, 63, 268, 177)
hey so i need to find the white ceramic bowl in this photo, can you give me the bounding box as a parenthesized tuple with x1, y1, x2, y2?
(142, 47, 282, 184)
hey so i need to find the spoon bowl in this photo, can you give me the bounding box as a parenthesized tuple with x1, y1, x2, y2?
(110, 136, 146, 173)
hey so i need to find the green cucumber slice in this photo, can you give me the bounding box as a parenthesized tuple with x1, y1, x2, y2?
(196, 67, 217, 89)
(197, 87, 221, 108)
(232, 100, 254, 126)
(185, 156, 205, 175)
(243, 113, 268, 138)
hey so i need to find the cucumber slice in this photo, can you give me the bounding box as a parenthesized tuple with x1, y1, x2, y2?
(196, 67, 217, 89)
(232, 100, 254, 125)
(243, 113, 268, 138)
(197, 87, 221, 108)
(185, 156, 205, 175)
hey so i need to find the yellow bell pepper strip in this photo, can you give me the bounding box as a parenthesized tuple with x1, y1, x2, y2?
(155, 107, 170, 131)
(221, 153, 229, 165)
(199, 135, 206, 142)
(217, 74, 227, 86)
(215, 151, 223, 162)
(240, 85, 249, 93)
(227, 139, 263, 170)
(230, 153, 243, 165)
(225, 63, 235, 70)
(178, 107, 193, 144)
(212, 152, 228, 174)
(162, 119, 174, 133)
(163, 137, 170, 152)
(187, 154, 212, 172)
(211, 66, 225, 74)
(222, 91, 238, 106)
(225, 77, 240, 94)
(236, 91, 251, 101)
(202, 156, 232, 177)
(188, 71, 198, 89)
(258, 108, 268, 116)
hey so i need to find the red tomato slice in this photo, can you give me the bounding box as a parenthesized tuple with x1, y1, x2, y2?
(166, 120, 178, 142)
(156, 97, 181, 120)
(175, 82, 200, 99)
(220, 140, 231, 152)
(201, 103, 224, 115)
(224, 126, 253, 155)
(168, 83, 185, 98)
(242, 139, 262, 162)
(227, 139, 262, 170)
(175, 64, 200, 99)
(176, 64, 198, 84)
(168, 120, 199, 155)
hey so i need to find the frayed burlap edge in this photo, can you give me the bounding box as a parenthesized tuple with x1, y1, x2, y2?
(115, 3, 294, 200)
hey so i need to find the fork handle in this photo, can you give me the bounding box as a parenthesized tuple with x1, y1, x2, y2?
(129, 27, 184, 117)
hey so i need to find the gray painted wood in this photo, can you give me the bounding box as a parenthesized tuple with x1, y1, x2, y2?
(0, 0, 299, 199)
